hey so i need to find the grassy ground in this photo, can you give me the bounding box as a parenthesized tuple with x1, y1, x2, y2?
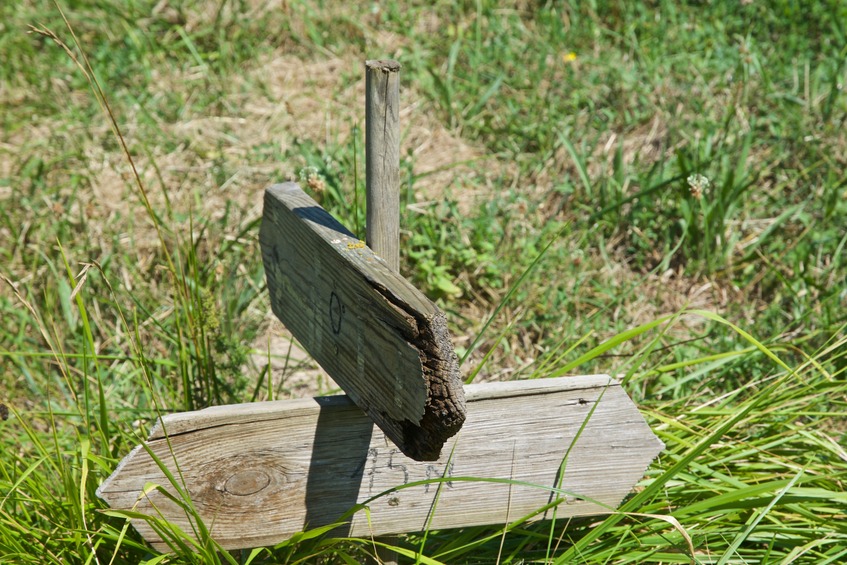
(1, 0, 846, 563)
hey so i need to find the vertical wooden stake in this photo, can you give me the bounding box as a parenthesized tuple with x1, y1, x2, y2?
(366, 58, 402, 565)
(365, 59, 401, 272)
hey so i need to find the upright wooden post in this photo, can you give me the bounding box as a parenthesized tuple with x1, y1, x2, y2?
(365, 59, 401, 272)
(366, 57, 402, 565)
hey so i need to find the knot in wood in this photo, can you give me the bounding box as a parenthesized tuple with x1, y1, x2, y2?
(225, 469, 272, 496)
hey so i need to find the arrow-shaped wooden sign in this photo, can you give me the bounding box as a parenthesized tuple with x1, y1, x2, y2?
(97, 375, 664, 552)
(259, 182, 466, 461)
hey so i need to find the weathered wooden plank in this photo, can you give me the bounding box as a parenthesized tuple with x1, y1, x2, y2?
(365, 59, 401, 272)
(259, 182, 466, 461)
(97, 375, 664, 552)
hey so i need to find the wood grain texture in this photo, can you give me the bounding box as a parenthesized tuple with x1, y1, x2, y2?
(365, 59, 407, 565)
(259, 182, 465, 460)
(97, 375, 664, 552)
(365, 59, 401, 272)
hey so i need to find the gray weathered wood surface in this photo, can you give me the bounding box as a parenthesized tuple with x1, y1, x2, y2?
(365, 59, 401, 272)
(259, 182, 465, 460)
(97, 375, 664, 552)
(365, 57, 403, 565)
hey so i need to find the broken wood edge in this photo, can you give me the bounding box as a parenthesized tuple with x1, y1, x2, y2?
(367, 280, 466, 460)
(410, 308, 465, 459)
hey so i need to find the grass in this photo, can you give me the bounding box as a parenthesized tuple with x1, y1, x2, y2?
(1, 0, 845, 563)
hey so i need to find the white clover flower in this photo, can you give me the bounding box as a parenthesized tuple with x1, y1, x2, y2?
(687, 173, 710, 200)
(299, 166, 326, 193)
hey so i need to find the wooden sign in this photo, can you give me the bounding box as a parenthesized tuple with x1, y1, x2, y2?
(97, 375, 664, 552)
(259, 182, 466, 461)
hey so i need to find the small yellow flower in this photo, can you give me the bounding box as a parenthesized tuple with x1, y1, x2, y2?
(562, 52, 577, 63)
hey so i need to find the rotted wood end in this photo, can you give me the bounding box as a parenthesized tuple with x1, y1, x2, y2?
(372, 282, 466, 460)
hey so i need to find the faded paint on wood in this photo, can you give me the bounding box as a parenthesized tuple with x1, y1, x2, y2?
(259, 182, 466, 460)
(97, 375, 664, 552)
